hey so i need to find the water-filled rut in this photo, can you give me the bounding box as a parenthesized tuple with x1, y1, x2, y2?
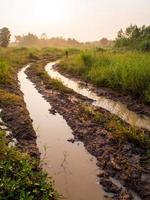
(45, 62, 150, 131)
(18, 65, 105, 200)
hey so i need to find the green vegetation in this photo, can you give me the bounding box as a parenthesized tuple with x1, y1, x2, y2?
(0, 130, 59, 200)
(0, 27, 11, 48)
(59, 50, 150, 103)
(115, 24, 150, 51)
(80, 104, 150, 149)
(41, 47, 65, 58)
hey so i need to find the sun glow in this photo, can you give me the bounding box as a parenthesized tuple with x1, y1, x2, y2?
(1, 0, 150, 41)
(34, 0, 69, 24)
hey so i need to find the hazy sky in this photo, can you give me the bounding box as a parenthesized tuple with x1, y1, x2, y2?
(0, 0, 150, 41)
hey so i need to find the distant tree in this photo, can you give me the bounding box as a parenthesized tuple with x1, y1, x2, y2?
(124, 25, 140, 39)
(67, 38, 80, 47)
(15, 35, 22, 43)
(100, 38, 109, 46)
(140, 25, 150, 40)
(0, 27, 11, 47)
(115, 24, 150, 51)
(15, 33, 39, 47)
(117, 29, 124, 38)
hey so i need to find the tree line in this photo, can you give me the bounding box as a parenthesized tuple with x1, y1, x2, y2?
(14, 34, 112, 48)
(0, 25, 149, 50)
(115, 24, 150, 51)
(14, 33, 82, 48)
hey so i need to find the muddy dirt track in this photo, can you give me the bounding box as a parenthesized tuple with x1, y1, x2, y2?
(1, 56, 149, 200)
(25, 59, 150, 200)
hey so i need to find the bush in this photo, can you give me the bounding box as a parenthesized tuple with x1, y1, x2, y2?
(114, 25, 150, 51)
(0, 131, 59, 200)
(140, 40, 150, 51)
(81, 52, 94, 67)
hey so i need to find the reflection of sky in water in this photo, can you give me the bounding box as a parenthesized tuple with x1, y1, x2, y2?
(46, 62, 150, 131)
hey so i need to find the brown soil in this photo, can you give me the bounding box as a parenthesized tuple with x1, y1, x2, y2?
(0, 67, 39, 157)
(1, 101, 39, 157)
(26, 60, 150, 200)
(0, 56, 60, 157)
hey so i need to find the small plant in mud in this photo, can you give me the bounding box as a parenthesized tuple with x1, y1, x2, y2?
(80, 104, 106, 124)
(0, 130, 59, 200)
(125, 128, 150, 147)
(0, 61, 8, 75)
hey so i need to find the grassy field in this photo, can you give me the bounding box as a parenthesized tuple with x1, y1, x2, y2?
(59, 50, 150, 103)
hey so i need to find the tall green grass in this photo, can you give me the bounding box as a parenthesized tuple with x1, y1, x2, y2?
(60, 50, 150, 103)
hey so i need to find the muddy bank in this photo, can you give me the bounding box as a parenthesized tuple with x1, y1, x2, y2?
(26, 60, 150, 200)
(0, 86, 39, 157)
(0, 58, 49, 156)
(0, 102, 39, 156)
(0, 55, 60, 156)
(54, 64, 150, 117)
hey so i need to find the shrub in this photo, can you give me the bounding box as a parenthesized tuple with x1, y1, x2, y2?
(0, 131, 59, 200)
(140, 40, 150, 51)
